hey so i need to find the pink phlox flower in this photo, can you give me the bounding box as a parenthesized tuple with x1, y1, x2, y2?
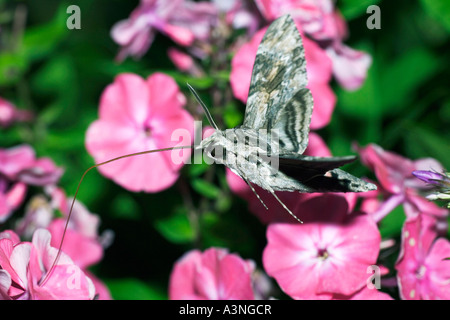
(263, 194, 382, 299)
(254, 0, 332, 37)
(395, 214, 450, 300)
(15, 195, 54, 239)
(169, 247, 256, 300)
(168, 47, 195, 72)
(0, 229, 95, 300)
(330, 286, 393, 300)
(326, 42, 372, 91)
(85, 72, 194, 193)
(356, 143, 445, 222)
(213, 0, 264, 35)
(0, 181, 26, 223)
(167, 47, 205, 78)
(0, 97, 32, 128)
(12, 188, 112, 299)
(230, 24, 335, 130)
(0, 145, 63, 222)
(111, 0, 217, 61)
(0, 145, 63, 186)
(47, 200, 104, 270)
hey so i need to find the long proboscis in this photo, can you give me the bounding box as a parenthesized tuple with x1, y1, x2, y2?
(40, 145, 193, 286)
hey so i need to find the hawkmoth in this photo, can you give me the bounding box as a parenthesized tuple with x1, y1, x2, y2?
(188, 14, 376, 223)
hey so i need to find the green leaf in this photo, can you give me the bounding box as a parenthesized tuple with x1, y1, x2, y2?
(188, 162, 210, 177)
(223, 102, 244, 128)
(337, 46, 441, 119)
(31, 54, 76, 94)
(154, 209, 195, 244)
(105, 278, 167, 300)
(339, 0, 381, 20)
(379, 48, 441, 111)
(420, 0, 450, 33)
(191, 178, 221, 199)
(0, 52, 28, 85)
(164, 71, 215, 89)
(110, 193, 141, 220)
(200, 211, 257, 255)
(404, 125, 450, 169)
(21, 4, 69, 61)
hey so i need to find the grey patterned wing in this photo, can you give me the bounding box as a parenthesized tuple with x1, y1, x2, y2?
(242, 14, 310, 138)
(269, 87, 313, 154)
(276, 154, 377, 192)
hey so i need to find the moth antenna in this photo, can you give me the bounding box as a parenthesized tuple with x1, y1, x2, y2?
(186, 83, 219, 131)
(269, 190, 303, 224)
(40, 145, 193, 287)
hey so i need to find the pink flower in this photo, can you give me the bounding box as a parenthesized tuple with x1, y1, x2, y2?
(326, 42, 372, 91)
(14, 188, 112, 299)
(85, 72, 194, 193)
(0, 145, 63, 186)
(263, 194, 381, 299)
(230, 26, 335, 130)
(0, 229, 95, 300)
(0, 145, 63, 222)
(356, 143, 444, 221)
(331, 286, 393, 300)
(0, 97, 32, 128)
(213, 0, 263, 34)
(395, 214, 450, 299)
(169, 247, 255, 300)
(0, 98, 16, 127)
(47, 219, 103, 270)
(14, 195, 54, 238)
(168, 47, 194, 72)
(0, 182, 26, 223)
(255, 0, 335, 38)
(111, 0, 217, 61)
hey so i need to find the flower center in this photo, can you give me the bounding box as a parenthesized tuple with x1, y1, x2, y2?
(144, 125, 152, 137)
(317, 248, 329, 260)
(415, 265, 427, 279)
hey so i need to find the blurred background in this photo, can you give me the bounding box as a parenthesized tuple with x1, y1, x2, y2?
(0, 0, 449, 299)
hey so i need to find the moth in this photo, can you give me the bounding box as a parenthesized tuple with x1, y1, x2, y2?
(46, 14, 375, 280)
(188, 14, 376, 223)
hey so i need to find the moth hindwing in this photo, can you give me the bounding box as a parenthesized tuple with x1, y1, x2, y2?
(191, 14, 376, 223)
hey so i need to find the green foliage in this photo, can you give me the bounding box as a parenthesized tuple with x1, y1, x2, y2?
(340, 0, 382, 20)
(105, 278, 167, 300)
(420, 0, 450, 32)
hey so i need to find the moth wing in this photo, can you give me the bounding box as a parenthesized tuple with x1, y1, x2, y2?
(278, 154, 357, 180)
(242, 14, 310, 135)
(275, 154, 376, 192)
(269, 88, 313, 154)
